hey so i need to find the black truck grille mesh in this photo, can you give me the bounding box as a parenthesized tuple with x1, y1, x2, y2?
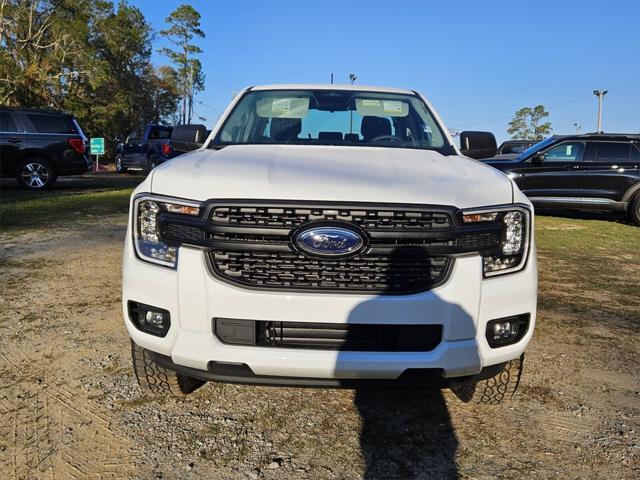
(214, 318, 443, 351)
(209, 250, 451, 293)
(210, 206, 452, 231)
(158, 202, 504, 294)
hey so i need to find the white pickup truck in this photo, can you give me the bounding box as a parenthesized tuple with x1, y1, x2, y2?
(123, 84, 537, 404)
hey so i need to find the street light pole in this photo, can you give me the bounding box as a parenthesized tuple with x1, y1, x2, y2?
(573, 122, 581, 134)
(593, 90, 608, 132)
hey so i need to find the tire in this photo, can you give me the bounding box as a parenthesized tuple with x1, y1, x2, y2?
(450, 354, 524, 405)
(16, 158, 57, 190)
(115, 155, 127, 173)
(130, 340, 204, 395)
(628, 194, 640, 226)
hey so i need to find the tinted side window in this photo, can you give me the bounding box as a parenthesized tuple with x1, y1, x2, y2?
(0, 112, 19, 132)
(26, 114, 77, 134)
(632, 143, 640, 162)
(542, 141, 586, 162)
(588, 142, 632, 163)
(501, 144, 527, 154)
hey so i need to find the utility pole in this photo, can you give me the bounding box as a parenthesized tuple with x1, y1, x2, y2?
(593, 90, 608, 132)
(330, 73, 334, 84)
(573, 122, 581, 134)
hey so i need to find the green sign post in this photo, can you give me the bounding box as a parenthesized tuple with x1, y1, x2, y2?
(90, 138, 105, 171)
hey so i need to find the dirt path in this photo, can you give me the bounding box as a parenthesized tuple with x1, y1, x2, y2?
(0, 215, 638, 479)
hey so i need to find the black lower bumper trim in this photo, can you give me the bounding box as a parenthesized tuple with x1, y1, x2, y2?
(151, 352, 506, 389)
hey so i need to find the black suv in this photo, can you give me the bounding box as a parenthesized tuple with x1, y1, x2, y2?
(0, 107, 90, 190)
(484, 133, 640, 225)
(492, 139, 538, 159)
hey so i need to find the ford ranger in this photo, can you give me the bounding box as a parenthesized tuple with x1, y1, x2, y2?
(123, 84, 537, 404)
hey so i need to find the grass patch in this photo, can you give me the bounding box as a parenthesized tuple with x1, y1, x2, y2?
(535, 215, 640, 324)
(0, 187, 133, 231)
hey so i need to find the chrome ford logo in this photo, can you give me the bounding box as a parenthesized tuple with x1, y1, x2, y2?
(296, 226, 364, 257)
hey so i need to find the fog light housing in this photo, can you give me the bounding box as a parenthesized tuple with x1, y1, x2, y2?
(486, 314, 530, 348)
(128, 301, 171, 337)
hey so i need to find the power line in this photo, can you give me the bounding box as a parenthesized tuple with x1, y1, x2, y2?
(196, 100, 222, 119)
(450, 93, 593, 129)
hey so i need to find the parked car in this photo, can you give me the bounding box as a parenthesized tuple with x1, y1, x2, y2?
(0, 107, 90, 190)
(115, 124, 175, 173)
(123, 84, 537, 404)
(484, 133, 640, 225)
(492, 139, 538, 160)
(170, 124, 210, 154)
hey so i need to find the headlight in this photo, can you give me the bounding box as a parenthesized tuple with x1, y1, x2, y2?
(133, 195, 200, 268)
(463, 206, 531, 277)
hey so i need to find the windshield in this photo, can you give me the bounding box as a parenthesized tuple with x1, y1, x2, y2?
(516, 137, 556, 159)
(211, 89, 451, 153)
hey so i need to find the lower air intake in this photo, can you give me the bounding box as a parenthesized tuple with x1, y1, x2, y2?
(214, 318, 442, 352)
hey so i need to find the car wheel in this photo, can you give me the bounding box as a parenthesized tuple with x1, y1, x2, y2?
(16, 158, 57, 190)
(628, 194, 640, 226)
(130, 341, 204, 395)
(450, 354, 524, 405)
(115, 155, 127, 174)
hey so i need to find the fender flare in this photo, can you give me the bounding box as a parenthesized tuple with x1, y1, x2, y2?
(12, 151, 56, 175)
(622, 182, 640, 203)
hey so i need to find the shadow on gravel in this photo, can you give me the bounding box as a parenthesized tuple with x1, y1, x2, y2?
(355, 388, 458, 479)
(339, 247, 468, 479)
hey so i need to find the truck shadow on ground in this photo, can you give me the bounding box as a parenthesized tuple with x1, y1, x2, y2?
(354, 388, 458, 479)
(339, 247, 472, 479)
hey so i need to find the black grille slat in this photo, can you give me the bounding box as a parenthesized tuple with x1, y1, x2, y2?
(209, 250, 451, 294)
(210, 206, 452, 231)
(261, 321, 442, 351)
(215, 319, 442, 351)
(163, 223, 204, 243)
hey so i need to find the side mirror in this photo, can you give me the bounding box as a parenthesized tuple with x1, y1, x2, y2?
(459, 131, 497, 159)
(171, 124, 207, 145)
(530, 154, 544, 164)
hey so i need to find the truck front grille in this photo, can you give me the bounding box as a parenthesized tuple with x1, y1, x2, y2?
(159, 201, 504, 295)
(208, 250, 451, 294)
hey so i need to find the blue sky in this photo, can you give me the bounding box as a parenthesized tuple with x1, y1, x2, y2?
(134, 0, 640, 142)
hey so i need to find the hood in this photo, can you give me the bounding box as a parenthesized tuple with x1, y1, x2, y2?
(151, 145, 513, 209)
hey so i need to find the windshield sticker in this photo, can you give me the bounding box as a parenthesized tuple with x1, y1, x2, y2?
(383, 101, 404, 114)
(355, 98, 408, 117)
(257, 97, 310, 118)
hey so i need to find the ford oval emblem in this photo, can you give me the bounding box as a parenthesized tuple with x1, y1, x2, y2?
(296, 226, 364, 257)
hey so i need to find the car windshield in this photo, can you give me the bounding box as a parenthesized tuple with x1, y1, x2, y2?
(516, 137, 556, 159)
(211, 89, 450, 153)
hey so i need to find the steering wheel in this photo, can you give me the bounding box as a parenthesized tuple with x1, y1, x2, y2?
(369, 134, 404, 143)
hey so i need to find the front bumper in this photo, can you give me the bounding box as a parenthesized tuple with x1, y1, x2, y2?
(122, 228, 537, 383)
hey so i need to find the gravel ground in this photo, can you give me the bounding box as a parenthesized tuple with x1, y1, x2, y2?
(0, 181, 638, 479)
